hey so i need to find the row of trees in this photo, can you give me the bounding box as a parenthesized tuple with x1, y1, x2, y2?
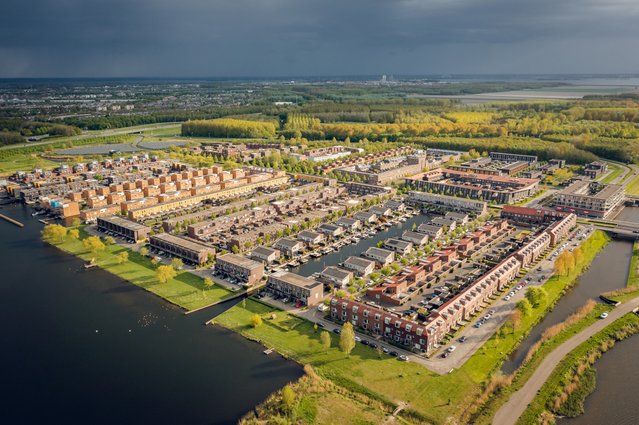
(182, 119, 277, 139)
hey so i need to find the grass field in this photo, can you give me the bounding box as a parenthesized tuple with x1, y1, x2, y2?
(214, 232, 610, 424)
(50, 228, 233, 311)
(0, 154, 57, 175)
(599, 162, 623, 184)
(625, 171, 639, 196)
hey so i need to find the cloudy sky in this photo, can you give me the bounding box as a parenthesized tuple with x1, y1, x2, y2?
(1, 0, 638, 77)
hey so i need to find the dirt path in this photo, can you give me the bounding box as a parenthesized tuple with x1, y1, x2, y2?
(493, 297, 639, 425)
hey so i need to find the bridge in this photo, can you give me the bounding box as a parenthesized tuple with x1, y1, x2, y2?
(583, 217, 639, 240)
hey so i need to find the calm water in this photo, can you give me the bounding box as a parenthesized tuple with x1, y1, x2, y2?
(0, 204, 302, 425)
(292, 213, 429, 277)
(558, 334, 639, 425)
(500, 239, 632, 374)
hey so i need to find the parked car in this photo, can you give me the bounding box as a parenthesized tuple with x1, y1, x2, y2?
(381, 347, 389, 354)
(354, 336, 362, 343)
(441, 351, 450, 358)
(389, 351, 398, 357)
(333, 328, 341, 335)
(447, 345, 456, 352)
(600, 312, 609, 319)
(459, 336, 467, 343)
(398, 354, 409, 361)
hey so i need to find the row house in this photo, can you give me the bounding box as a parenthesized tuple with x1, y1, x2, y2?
(515, 232, 551, 267)
(330, 298, 437, 354)
(545, 213, 577, 246)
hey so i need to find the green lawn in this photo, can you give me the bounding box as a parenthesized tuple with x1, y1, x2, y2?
(0, 155, 56, 175)
(214, 299, 476, 424)
(625, 171, 639, 196)
(599, 162, 623, 184)
(214, 231, 610, 424)
(50, 229, 233, 311)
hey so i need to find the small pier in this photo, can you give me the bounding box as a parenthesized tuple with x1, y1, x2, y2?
(0, 214, 24, 228)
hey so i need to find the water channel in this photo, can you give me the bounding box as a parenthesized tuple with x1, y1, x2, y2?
(558, 333, 639, 425)
(291, 212, 430, 277)
(0, 204, 302, 425)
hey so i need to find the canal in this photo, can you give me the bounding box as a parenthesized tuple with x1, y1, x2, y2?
(500, 237, 633, 374)
(558, 333, 639, 425)
(291, 212, 430, 277)
(0, 204, 302, 425)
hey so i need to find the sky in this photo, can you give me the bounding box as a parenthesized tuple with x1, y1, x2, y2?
(1, 0, 639, 78)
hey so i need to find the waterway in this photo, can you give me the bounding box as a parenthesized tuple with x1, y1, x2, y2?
(291, 212, 430, 277)
(0, 204, 302, 425)
(558, 333, 639, 425)
(500, 239, 632, 374)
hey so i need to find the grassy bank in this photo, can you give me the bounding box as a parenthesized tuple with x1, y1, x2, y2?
(48, 228, 233, 311)
(517, 313, 639, 424)
(602, 240, 639, 303)
(626, 170, 639, 195)
(599, 162, 623, 184)
(461, 230, 610, 383)
(471, 301, 609, 424)
(213, 231, 610, 424)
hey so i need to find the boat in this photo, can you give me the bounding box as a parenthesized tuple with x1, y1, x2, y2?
(353, 237, 361, 243)
(299, 257, 309, 264)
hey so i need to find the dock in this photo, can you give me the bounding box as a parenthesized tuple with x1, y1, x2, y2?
(0, 214, 24, 228)
(263, 348, 273, 355)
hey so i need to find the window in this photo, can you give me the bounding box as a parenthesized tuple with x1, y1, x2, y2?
(375, 314, 381, 321)
(395, 321, 401, 328)
(363, 310, 369, 317)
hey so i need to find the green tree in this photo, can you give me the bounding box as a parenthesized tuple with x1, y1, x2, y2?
(104, 236, 115, 245)
(140, 247, 149, 257)
(281, 384, 296, 415)
(67, 228, 80, 240)
(42, 223, 67, 243)
(516, 298, 532, 316)
(117, 251, 129, 264)
(83, 236, 105, 256)
(203, 277, 213, 289)
(171, 257, 184, 270)
(250, 313, 263, 328)
(526, 286, 547, 308)
(339, 322, 356, 357)
(156, 265, 176, 284)
(320, 331, 331, 351)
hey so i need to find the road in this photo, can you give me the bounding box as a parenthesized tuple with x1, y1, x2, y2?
(492, 297, 639, 425)
(0, 123, 181, 151)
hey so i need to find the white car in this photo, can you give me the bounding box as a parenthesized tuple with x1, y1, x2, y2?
(600, 312, 609, 319)
(447, 345, 456, 352)
(504, 295, 511, 301)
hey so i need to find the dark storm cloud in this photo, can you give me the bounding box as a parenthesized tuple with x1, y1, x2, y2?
(1, 0, 638, 77)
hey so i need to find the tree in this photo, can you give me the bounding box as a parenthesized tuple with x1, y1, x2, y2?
(83, 236, 105, 256)
(156, 265, 176, 284)
(554, 256, 567, 276)
(320, 331, 331, 351)
(42, 224, 67, 243)
(526, 286, 547, 308)
(508, 310, 522, 332)
(203, 277, 213, 289)
(250, 314, 263, 328)
(117, 251, 129, 264)
(281, 384, 296, 415)
(171, 257, 184, 270)
(516, 298, 532, 316)
(67, 228, 80, 240)
(339, 322, 356, 357)
(104, 236, 115, 245)
(140, 247, 149, 257)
